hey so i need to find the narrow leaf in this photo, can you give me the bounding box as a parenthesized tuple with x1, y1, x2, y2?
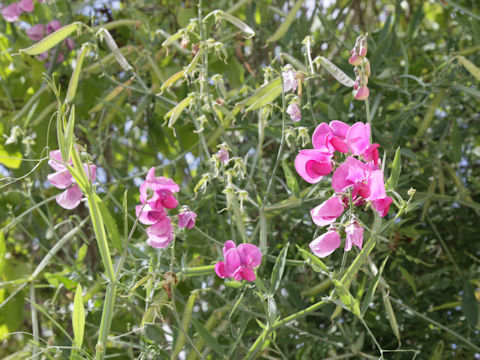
(462, 281, 479, 327)
(333, 279, 361, 317)
(190, 318, 224, 356)
(72, 284, 85, 350)
(282, 161, 299, 197)
(382, 289, 400, 341)
(160, 70, 185, 93)
(296, 246, 329, 272)
(218, 11, 255, 38)
(165, 95, 193, 128)
(270, 243, 289, 294)
(361, 256, 389, 316)
(64, 106, 76, 165)
(20, 22, 80, 55)
(388, 147, 402, 189)
(171, 292, 197, 360)
(268, 0, 305, 42)
(95, 195, 122, 253)
(315, 56, 355, 87)
(66, 44, 89, 103)
(162, 30, 182, 47)
(415, 89, 445, 139)
(451, 119, 461, 163)
(246, 83, 282, 112)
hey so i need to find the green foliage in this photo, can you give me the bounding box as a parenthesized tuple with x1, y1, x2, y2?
(1, 0, 480, 359)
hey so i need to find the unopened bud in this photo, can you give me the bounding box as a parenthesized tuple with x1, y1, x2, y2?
(348, 54, 363, 66)
(407, 188, 416, 197)
(354, 86, 369, 101)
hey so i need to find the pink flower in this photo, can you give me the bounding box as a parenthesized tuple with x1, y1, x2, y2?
(363, 143, 380, 166)
(47, 150, 96, 210)
(359, 45, 367, 57)
(294, 149, 333, 184)
(217, 147, 229, 165)
(1, 0, 34, 22)
(331, 156, 371, 194)
(46, 19, 61, 34)
(348, 54, 363, 66)
(310, 196, 344, 227)
(178, 209, 197, 229)
(26, 24, 45, 41)
(309, 230, 341, 258)
(139, 167, 180, 205)
(345, 222, 363, 251)
(346, 122, 371, 156)
(215, 240, 262, 282)
(372, 196, 393, 217)
(282, 67, 297, 93)
(136, 204, 167, 225)
(354, 86, 369, 101)
(286, 103, 301, 123)
(146, 217, 174, 248)
(312, 121, 350, 153)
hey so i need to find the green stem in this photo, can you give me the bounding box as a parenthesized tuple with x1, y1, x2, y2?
(95, 284, 116, 360)
(365, 99, 372, 143)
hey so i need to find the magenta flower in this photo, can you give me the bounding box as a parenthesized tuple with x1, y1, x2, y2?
(309, 230, 341, 258)
(345, 222, 364, 251)
(26, 24, 45, 41)
(363, 143, 380, 166)
(178, 209, 197, 229)
(215, 240, 262, 282)
(146, 217, 174, 249)
(47, 150, 96, 210)
(372, 196, 393, 217)
(282, 67, 297, 93)
(136, 204, 167, 225)
(346, 122, 371, 156)
(312, 121, 350, 153)
(310, 196, 344, 227)
(295, 149, 333, 184)
(139, 167, 180, 205)
(1, 0, 34, 22)
(286, 103, 301, 123)
(331, 156, 371, 194)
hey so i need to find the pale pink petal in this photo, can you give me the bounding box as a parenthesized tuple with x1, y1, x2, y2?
(136, 204, 167, 225)
(348, 54, 363, 66)
(1, 3, 21, 22)
(282, 69, 297, 93)
(46, 19, 61, 34)
(355, 86, 369, 101)
(309, 230, 341, 258)
(372, 197, 393, 217)
(347, 122, 370, 155)
(48, 150, 67, 171)
(286, 103, 301, 122)
(18, 0, 34, 12)
(56, 185, 83, 210)
(26, 24, 45, 41)
(294, 149, 333, 184)
(178, 210, 197, 229)
(47, 169, 73, 189)
(332, 156, 371, 193)
(237, 243, 262, 268)
(366, 170, 386, 201)
(146, 217, 174, 248)
(329, 120, 350, 139)
(310, 196, 344, 227)
(345, 222, 364, 251)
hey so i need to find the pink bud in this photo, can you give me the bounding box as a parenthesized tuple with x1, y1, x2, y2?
(359, 45, 367, 57)
(286, 103, 301, 123)
(354, 86, 369, 101)
(345, 222, 364, 251)
(348, 54, 363, 66)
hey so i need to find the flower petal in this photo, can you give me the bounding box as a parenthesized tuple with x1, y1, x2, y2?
(309, 230, 341, 258)
(48, 169, 73, 189)
(237, 243, 262, 268)
(56, 185, 83, 210)
(310, 196, 344, 227)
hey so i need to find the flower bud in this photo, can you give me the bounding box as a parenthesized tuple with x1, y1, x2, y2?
(359, 45, 367, 57)
(354, 86, 369, 101)
(348, 54, 363, 66)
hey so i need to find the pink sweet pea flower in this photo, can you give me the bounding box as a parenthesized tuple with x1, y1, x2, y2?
(294, 149, 333, 184)
(310, 196, 344, 227)
(309, 230, 341, 258)
(136, 204, 167, 225)
(354, 86, 369, 101)
(345, 222, 364, 251)
(363, 143, 380, 166)
(217, 147, 229, 165)
(312, 121, 350, 153)
(366, 170, 387, 201)
(348, 54, 363, 66)
(146, 217, 174, 248)
(26, 24, 45, 41)
(331, 156, 371, 193)
(286, 103, 301, 123)
(1, 2, 22, 22)
(372, 196, 393, 217)
(178, 209, 197, 229)
(46, 19, 61, 34)
(215, 240, 262, 282)
(346, 122, 371, 156)
(282, 67, 297, 93)
(47, 150, 96, 210)
(139, 167, 180, 205)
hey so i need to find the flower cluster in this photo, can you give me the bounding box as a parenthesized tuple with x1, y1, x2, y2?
(47, 150, 96, 210)
(294, 120, 393, 258)
(348, 35, 371, 101)
(1, 0, 42, 22)
(136, 167, 196, 249)
(26, 20, 75, 64)
(282, 65, 302, 123)
(215, 240, 262, 282)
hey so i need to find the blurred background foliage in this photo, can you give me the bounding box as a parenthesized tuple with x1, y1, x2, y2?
(0, 0, 480, 359)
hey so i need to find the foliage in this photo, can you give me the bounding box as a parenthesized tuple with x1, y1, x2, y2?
(1, 0, 480, 359)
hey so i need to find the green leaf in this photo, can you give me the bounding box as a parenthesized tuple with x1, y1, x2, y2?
(332, 279, 361, 317)
(388, 147, 402, 189)
(259, 213, 267, 254)
(382, 289, 400, 341)
(191, 318, 224, 356)
(95, 195, 122, 253)
(360, 256, 389, 316)
(451, 119, 461, 163)
(415, 89, 445, 139)
(171, 292, 197, 360)
(0, 145, 22, 169)
(20, 23, 80, 55)
(0, 232, 6, 275)
(238, 77, 281, 108)
(341, 233, 377, 289)
(399, 266, 417, 295)
(429, 340, 444, 360)
(457, 56, 480, 81)
(165, 95, 193, 128)
(72, 284, 85, 352)
(217, 11, 255, 38)
(462, 281, 479, 328)
(296, 245, 329, 273)
(160, 70, 185, 93)
(270, 243, 289, 294)
(76, 244, 88, 268)
(162, 30, 182, 47)
(245, 80, 282, 112)
(66, 44, 89, 103)
(314, 56, 355, 87)
(282, 161, 299, 197)
(267, 0, 305, 42)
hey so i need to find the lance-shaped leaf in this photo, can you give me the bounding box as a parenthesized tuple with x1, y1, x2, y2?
(333, 279, 361, 317)
(268, 0, 305, 42)
(296, 245, 329, 273)
(20, 23, 80, 55)
(160, 70, 185, 93)
(162, 30, 183, 47)
(72, 284, 85, 355)
(165, 95, 193, 128)
(314, 56, 355, 87)
(382, 289, 400, 341)
(388, 147, 402, 189)
(360, 256, 389, 316)
(217, 11, 255, 38)
(66, 44, 89, 103)
(270, 243, 289, 294)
